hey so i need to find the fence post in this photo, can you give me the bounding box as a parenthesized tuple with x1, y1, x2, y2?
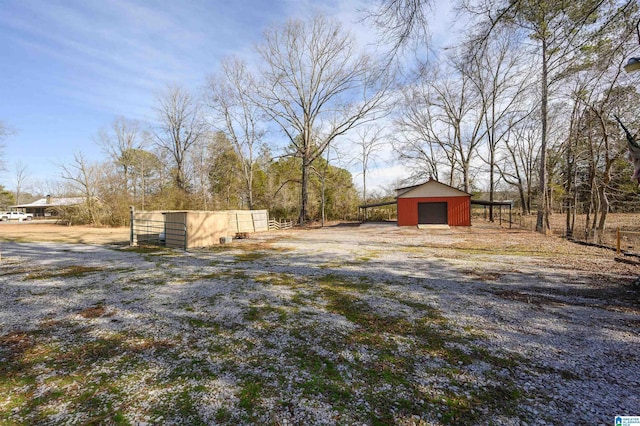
(616, 227, 621, 254)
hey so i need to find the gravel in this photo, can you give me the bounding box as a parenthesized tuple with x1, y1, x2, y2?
(0, 223, 638, 425)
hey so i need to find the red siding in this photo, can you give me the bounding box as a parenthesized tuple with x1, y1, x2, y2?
(397, 196, 471, 226)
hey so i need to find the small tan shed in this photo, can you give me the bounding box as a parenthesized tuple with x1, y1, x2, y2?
(133, 209, 270, 249)
(163, 211, 231, 249)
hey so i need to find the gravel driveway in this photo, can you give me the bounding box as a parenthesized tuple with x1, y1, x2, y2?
(1, 224, 638, 425)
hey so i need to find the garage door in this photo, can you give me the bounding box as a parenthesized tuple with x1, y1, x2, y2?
(417, 202, 448, 224)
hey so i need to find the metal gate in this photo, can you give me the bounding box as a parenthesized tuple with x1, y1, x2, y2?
(130, 218, 187, 249)
(418, 202, 448, 224)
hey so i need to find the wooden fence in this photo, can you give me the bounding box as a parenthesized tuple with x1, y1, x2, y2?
(616, 228, 640, 255)
(268, 219, 294, 230)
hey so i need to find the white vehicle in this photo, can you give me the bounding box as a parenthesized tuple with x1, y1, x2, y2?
(0, 211, 34, 221)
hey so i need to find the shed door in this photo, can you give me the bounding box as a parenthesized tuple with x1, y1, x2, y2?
(417, 202, 448, 224)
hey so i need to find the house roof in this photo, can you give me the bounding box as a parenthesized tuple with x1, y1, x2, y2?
(396, 179, 471, 198)
(11, 197, 85, 209)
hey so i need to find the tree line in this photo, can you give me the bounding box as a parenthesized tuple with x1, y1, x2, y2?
(2, 1, 640, 235)
(386, 0, 640, 236)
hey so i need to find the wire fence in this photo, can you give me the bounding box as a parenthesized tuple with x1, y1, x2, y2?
(131, 218, 187, 249)
(472, 208, 640, 257)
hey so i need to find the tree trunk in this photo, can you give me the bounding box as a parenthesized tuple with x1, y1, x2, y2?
(489, 151, 495, 222)
(597, 184, 609, 231)
(246, 165, 254, 210)
(517, 180, 526, 217)
(536, 37, 549, 234)
(300, 160, 310, 225)
(363, 169, 368, 220)
(463, 160, 470, 193)
(564, 139, 573, 238)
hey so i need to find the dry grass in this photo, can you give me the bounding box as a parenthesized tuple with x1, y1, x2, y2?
(78, 305, 111, 319)
(0, 223, 130, 245)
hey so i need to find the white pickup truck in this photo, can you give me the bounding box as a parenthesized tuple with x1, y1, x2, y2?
(0, 211, 34, 221)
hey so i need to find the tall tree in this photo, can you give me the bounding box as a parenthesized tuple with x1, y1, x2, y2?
(59, 153, 103, 226)
(0, 121, 15, 172)
(353, 125, 386, 207)
(189, 135, 213, 210)
(459, 27, 532, 220)
(498, 113, 541, 215)
(153, 85, 207, 193)
(13, 161, 30, 205)
(463, 0, 627, 233)
(208, 132, 244, 210)
(0, 185, 14, 209)
(365, 0, 433, 56)
(255, 14, 392, 224)
(96, 116, 146, 200)
(127, 147, 162, 210)
(397, 61, 487, 192)
(394, 73, 448, 183)
(206, 57, 266, 209)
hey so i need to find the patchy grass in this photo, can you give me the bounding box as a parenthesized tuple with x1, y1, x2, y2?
(253, 273, 300, 287)
(244, 304, 288, 323)
(78, 304, 111, 319)
(24, 265, 105, 280)
(2, 269, 524, 425)
(238, 380, 263, 413)
(233, 251, 270, 262)
(5, 223, 631, 424)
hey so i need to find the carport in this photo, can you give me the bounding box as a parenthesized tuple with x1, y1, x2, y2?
(471, 199, 513, 228)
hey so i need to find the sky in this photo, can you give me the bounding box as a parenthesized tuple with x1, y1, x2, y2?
(0, 0, 458, 196)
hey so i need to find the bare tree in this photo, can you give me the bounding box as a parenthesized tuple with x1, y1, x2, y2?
(96, 116, 146, 198)
(462, 0, 629, 233)
(352, 125, 386, 207)
(394, 76, 448, 183)
(129, 144, 162, 210)
(497, 114, 540, 215)
(256, 14, 392, 224)
(459, 27, 532, 220)
(13, 161, 30, 205)
(397, 60, 487, 192)
(0, 121, 16, 172)
(438, 64, 488, 192)
(206, 57, 266, 209)
(153, 85, 207, 193)
(579, 18, 640, 235)
(189, 134, 213, 210)
(364, 0, 433, 56)
(59, 153, 103, 226)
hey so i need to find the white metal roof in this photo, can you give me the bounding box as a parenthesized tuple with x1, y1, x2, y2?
(10, 197, 85, 208)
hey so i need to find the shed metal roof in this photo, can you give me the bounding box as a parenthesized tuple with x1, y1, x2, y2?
(397, 179, 470, 198)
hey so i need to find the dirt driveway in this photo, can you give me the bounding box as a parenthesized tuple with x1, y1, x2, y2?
(1, 222, 639, 425)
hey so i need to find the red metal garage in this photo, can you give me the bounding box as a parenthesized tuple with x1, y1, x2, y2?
(397, 179, 471, 226)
